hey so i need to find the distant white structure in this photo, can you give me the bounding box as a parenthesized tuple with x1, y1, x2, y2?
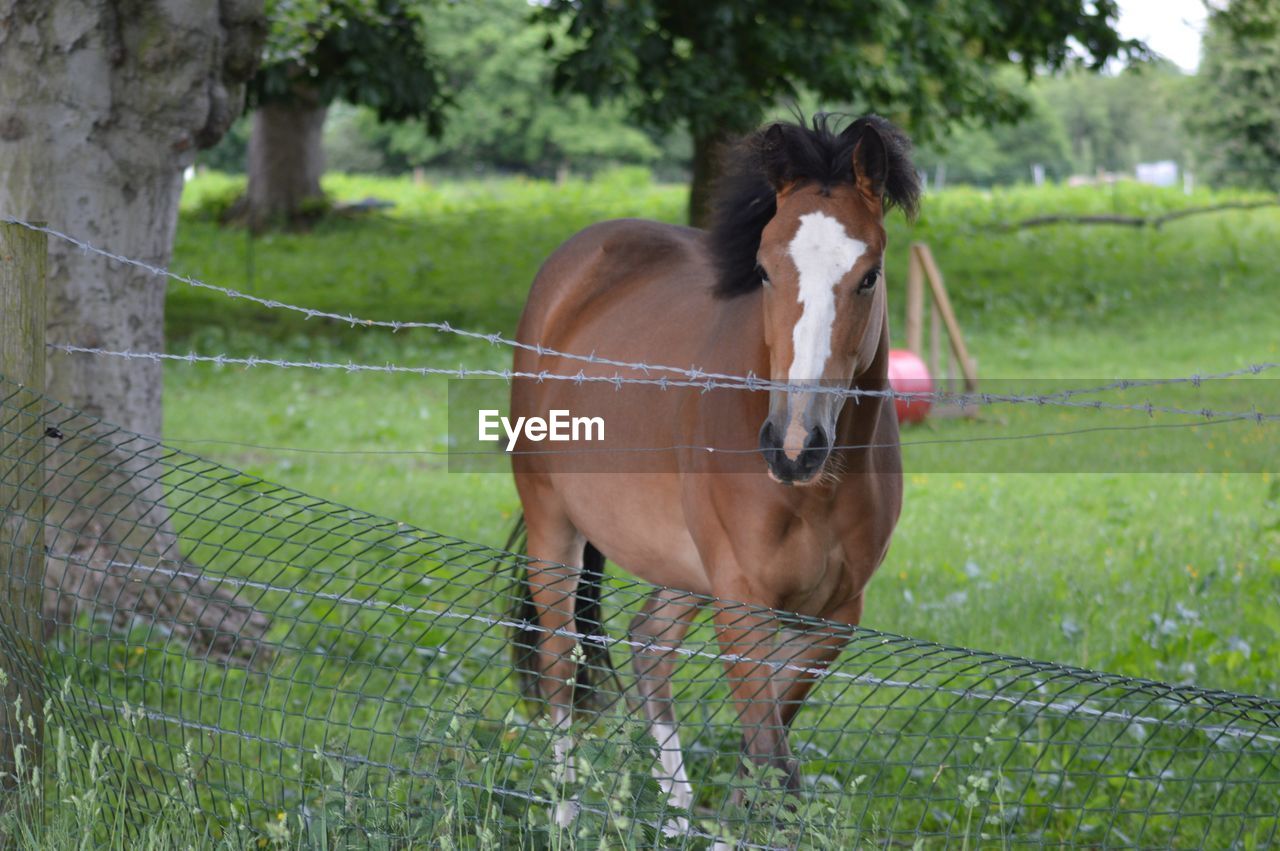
(1067, 170, 1124, 187)
(1136, 160, 1179, 188)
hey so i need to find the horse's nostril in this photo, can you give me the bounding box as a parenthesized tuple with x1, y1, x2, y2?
(805, 425, 829, 452)
(759, 420, 779, 452)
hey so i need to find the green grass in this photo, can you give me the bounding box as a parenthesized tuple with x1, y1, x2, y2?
(18, 171, 1280, 848)
(171, 168, 679, 346)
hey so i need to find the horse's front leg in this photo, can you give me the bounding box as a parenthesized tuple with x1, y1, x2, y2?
(710, 598, 802, 801)
(775, 593, 863, 729)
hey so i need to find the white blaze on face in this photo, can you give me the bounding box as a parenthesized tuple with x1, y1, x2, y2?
(781, 212, 867, 457)
(786, 212, 868, 384)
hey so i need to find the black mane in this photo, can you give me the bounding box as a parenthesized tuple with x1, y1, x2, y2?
(708, 114, 921, 299)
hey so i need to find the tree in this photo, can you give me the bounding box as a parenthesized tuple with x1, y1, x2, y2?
(540, 0, 1141, 225)
(243, 0, 447, 227)
(914, 71, 1074, 186)
(0, 0, 270, 661)
(1042, 61, 1192, 176)
(1190, 0, 1280, 190)
(325, 0, 669, 179)
(914, 61, 1194, 188)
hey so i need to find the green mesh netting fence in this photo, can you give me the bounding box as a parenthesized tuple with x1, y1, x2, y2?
(1, 375, 1278, 849)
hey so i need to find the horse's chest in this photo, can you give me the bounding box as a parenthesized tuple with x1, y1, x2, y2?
(778, 486, 899, 614)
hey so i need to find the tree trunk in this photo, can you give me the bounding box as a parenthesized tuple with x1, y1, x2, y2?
(245, 97, 329, 230)
(688, 127, 736, 229)
(0, 0, 270, 664)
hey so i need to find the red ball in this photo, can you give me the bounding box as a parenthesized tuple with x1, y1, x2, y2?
(887, 349, 934, 425)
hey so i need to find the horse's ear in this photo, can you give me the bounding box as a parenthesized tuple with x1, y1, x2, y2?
(852, 126, 888, 204)
(759, 123, 792, 192)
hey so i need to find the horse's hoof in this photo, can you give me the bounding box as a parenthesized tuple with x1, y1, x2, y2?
(554, 798, 580, 828)
(661, 815, 690, 838)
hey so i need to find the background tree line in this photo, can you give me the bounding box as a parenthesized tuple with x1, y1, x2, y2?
(207, 0, 1145, 227)
(202, 0, 1280, 222)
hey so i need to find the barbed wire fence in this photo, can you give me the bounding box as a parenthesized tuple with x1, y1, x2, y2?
(2, 218, 1279, 847)
(7, 220, 1280, 422)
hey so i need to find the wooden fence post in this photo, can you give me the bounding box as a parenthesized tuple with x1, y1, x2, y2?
(914, 243, 979, 391)
(0, 222, 47, 788)
(904, 245, 925, 357)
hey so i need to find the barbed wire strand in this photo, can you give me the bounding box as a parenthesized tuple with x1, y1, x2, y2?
(157, 412, 1260, 460)
(47, 344, 1280, 424)
(9, 218, 1279, 410)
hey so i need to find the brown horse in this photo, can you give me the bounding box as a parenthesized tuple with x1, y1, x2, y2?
(507, 115, 920, 826)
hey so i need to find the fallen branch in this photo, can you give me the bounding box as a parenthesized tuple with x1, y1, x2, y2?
(1003, 199, 1280, 231)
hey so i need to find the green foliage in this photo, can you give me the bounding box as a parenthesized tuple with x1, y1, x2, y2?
(215, 0, 1268, 194)
(1041, 61, 1194, 175)
(252, 0, 446, 130)
(322, 102, 394, 173)
(913, 61, 1201, 187)
(260, 0, 372, 66)
(195, 116, 251, 173)
(914, 71, 1075, 186)
(335, 0, 674, 177)
(180, 172, 248, 222)
(1190, 0, 1280, 190)
(538, 0, 1143, 142)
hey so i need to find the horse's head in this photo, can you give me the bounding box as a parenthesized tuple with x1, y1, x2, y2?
(711, 115, 920, 485)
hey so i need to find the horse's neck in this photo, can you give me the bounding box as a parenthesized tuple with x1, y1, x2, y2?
(860, 315, 893, 383)
(711, 289, 771, 376)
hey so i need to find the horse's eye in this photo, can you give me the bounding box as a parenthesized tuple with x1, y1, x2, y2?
(857, 268, 879, 293)
(756, 264, 771, 287)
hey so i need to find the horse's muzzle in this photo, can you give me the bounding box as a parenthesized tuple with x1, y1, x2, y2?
(758, 419, 832, 485)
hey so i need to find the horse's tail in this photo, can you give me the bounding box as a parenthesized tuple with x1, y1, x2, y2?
(574, 539, 616, 714)
(506, 512, 616, 715)
(506, 513, 542, 706)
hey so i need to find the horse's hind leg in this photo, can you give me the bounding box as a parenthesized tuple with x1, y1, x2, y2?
(522, 508, 587, 826)
(629, 588, 700, 827)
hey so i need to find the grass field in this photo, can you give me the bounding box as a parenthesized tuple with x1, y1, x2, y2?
(17, 170, 1279, 848)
